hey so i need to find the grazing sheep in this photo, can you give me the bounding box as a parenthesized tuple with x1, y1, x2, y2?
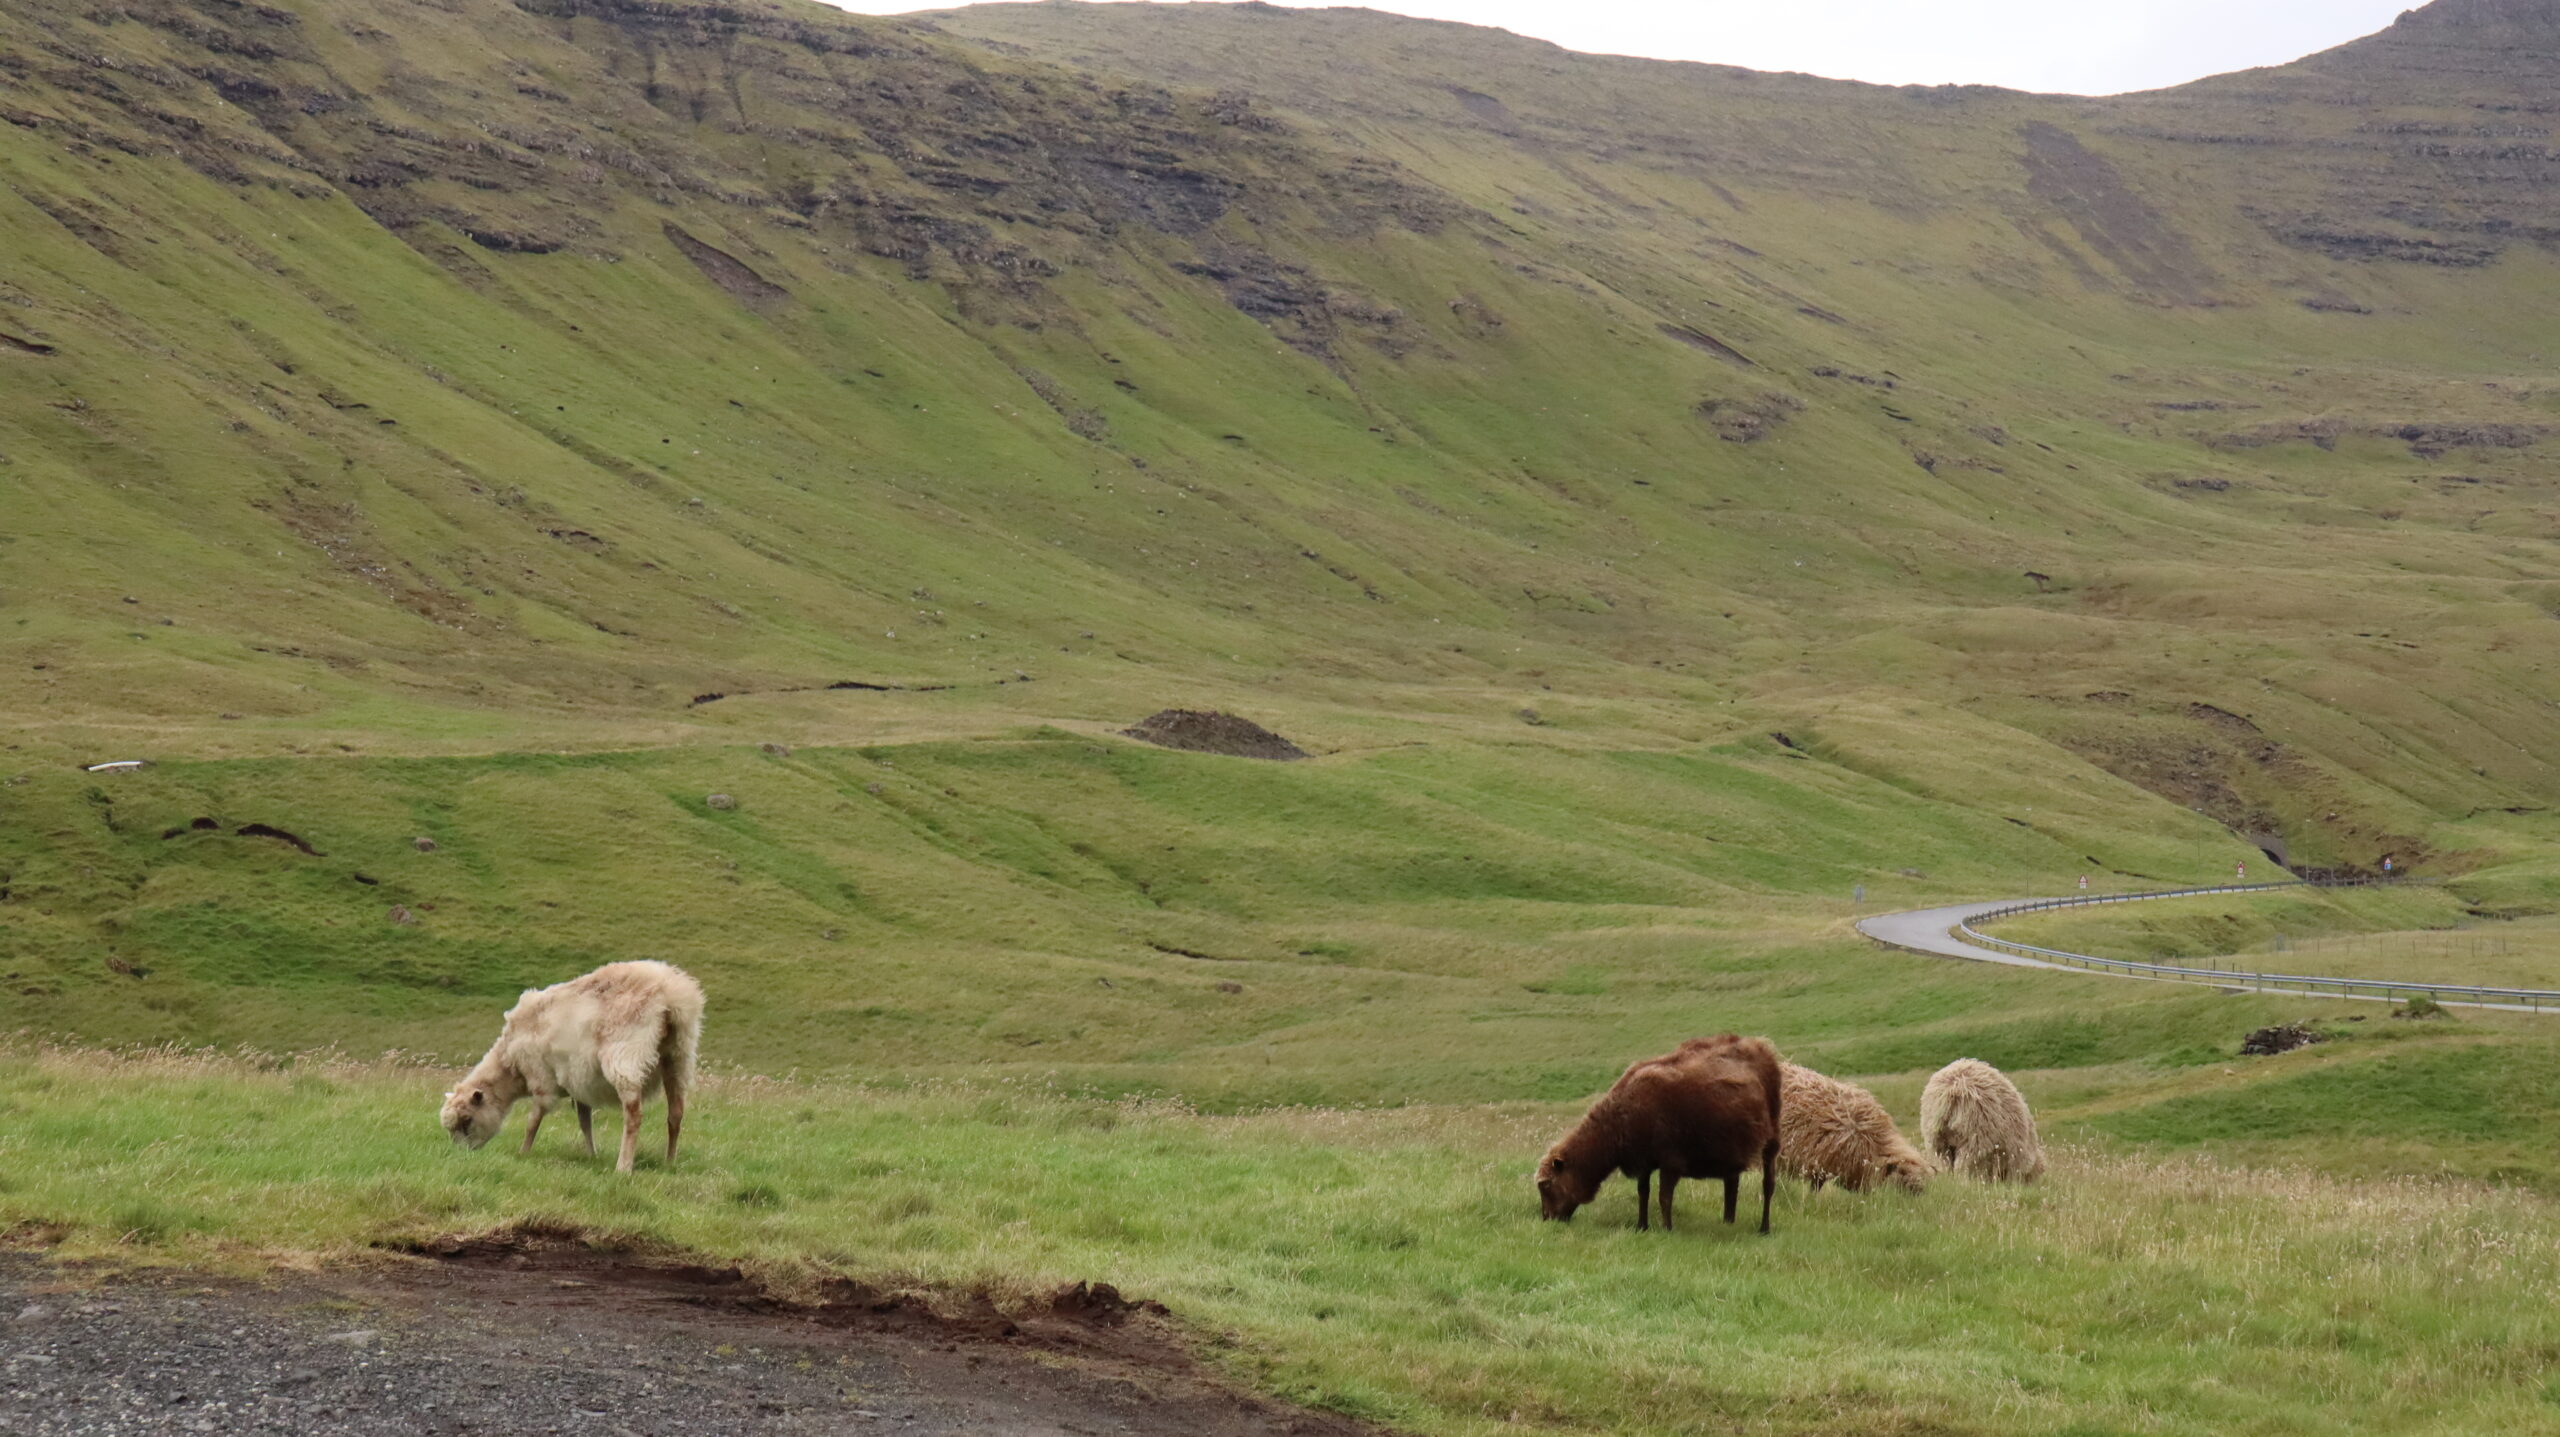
(441, 961, 704, 1174)
(1536, 1035, 1782, 1233)
(1777, 1062, 1931, 1193)
(1920, 1058, 2046, 1183)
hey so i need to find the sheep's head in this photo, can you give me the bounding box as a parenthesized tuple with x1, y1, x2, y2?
(440, 1083, 507, 1150)
(1535, 1147, 1597, 1222)
(1880, 1153, 1931, 1194)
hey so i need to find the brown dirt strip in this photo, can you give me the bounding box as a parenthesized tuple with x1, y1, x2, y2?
(0, 1239, 1385, 1436)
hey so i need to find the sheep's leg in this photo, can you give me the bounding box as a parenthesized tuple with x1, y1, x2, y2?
(617, 1096, 643, 1173)
(1760, 1139, 1778, 1235)
(576, 1103, 595, 1157)
(1657, 1174, 1678, 1232)
(662, 1062, 685, 1166)
(1722, 1174, 1739, 1225)
(518, 1101, 548, 1155)
(1634, 1170, 1651, 1231)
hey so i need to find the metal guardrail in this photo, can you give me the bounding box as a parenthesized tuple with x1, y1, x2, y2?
(1954, 878, 2560, 1012)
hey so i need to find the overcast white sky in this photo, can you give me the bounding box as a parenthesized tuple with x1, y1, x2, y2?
(826, 0, 2422, 95)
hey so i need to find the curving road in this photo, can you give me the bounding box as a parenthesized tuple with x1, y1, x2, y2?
(1855, 899, 2072, 970)
(1856, 885, 2559, 1013)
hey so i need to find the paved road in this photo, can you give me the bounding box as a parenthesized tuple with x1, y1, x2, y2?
(1856, 889, 2556, 1013)
(1855, 899, 2068, 970)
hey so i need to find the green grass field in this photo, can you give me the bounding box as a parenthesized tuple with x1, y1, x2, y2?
(11, 1044, 2560, 1437)
(0, 714, 2260, 1083)
(13, 720, 2560, 1431)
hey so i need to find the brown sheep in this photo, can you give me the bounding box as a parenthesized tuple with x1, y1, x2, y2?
(442, 960, 704, 1173)
(1777, 1062, 1931, 1193)
(1535, 1035, 1782, 1233)
(1920, 1058, 2047, 1183)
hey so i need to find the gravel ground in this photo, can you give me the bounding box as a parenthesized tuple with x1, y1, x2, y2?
(0, 1250, 1374, 1436)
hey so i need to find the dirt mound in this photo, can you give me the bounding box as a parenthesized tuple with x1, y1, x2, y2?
(1125, 710, 1308, 760)
(1048, 1278, 1170, 1323)
(2240, 1023, 2327, 1056)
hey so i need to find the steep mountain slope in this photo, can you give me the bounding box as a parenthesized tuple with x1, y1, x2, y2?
(920, 0, 2560, 858)
(2135, 0, 2560, 266)
(0, 0, 1503, 725)
(1, 0, 2558, 1063)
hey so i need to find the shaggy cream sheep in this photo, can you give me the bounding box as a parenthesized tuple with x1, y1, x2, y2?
(441, 960, 703, 1173)
(1777, 1062, 1931, 1193)
(1919, 1058, 2046, 1183)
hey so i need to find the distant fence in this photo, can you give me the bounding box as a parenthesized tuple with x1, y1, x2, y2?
(1955, 877, 2560, 1013)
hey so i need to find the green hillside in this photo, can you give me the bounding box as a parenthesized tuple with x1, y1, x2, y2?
(10, 0, 2560, 1429)
(2, 0, 2557, 1138)
(0, 0, 2554, 1086)
(3, 0, 2554, 829)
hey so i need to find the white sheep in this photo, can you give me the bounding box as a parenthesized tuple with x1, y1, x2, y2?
(1919, 1057, 2047, 1183)
(1777, 1062, 1932, 1193)
(441, 961, 703, 1173)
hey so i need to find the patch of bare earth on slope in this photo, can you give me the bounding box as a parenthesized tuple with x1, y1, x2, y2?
(2019, 122, 2218, 304)
(1125, 710, 1309, 760)
(0, 1234, 1383, 1436)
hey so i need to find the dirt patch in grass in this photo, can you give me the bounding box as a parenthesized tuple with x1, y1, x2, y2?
(2057, 733, 2270, 832)
(0, 1236, 1383, 1436)
(405, 1228, 1369, 1432)
(1656, 322, 1754, 366)
(663, 223, 789, 306)
(234, 822, 324, 856)
(1125, 710, 1309, 760)
(1696, 391, 1803, 442)
(2241, 1022, 2327, 1056)
(2019, 122, 2215, 303)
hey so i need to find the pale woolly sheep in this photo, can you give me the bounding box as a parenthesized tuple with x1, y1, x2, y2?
(1919, 1058, 2046, 1183)
(1776, 1062, 1931, 1193)
(441, 960, 704, 1173)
